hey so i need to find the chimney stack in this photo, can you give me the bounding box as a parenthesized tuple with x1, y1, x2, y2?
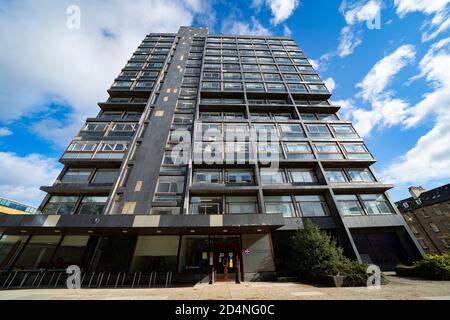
(408, 186, 426, 199)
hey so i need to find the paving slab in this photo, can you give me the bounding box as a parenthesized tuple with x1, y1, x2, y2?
(0, 276, 449, 300)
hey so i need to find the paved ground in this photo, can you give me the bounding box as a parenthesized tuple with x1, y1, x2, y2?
(0, 276, 449, 300)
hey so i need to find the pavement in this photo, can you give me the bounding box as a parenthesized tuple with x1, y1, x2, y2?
(0, 276, 449, 300)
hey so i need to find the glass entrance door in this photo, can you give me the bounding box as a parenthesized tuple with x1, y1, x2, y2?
(210, 235, 240, 283)
(214, 248, 236, 282)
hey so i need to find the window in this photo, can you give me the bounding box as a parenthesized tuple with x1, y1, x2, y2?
(108, 123, 137, 137)
(300, 113, 317, 120)
(68, 141, 97, 152)
(314, 143, 344, 159)
(266, 83, 286, 92)
(246, 83, 264, 91)
(336, 195, 364, 216)
(288, 84, 307, 93)
(50, 236, 89, 269)
(265, 196, 296, 217)
(200, 112, 222, 120)
(306, 124, 332, 138)
(325, 169, 347, 183)
(226, 196, 258, 214)
(256, 143, 282, 161)
(429, 223, 440, 233)
(92, 169, 119, 184)
(295, 195, 329, 217)
(223, 82, 243, 91)
(112, 81, 132, 88)
(224, 112, 244, 120)
(191, 197, 222, 215)
(193, 170, 222, 184)
(202, 82, 221, 90)
(80, 123, 108, 137)
(273, 113, 292, 120)
(279, 124, 305, 140)
(244, 73, 262, 80)
(43, 196, 78, 215)
(253, 124, 278, 140)
(0, 236, 28, 270)
(135, 81, 154, 89)
(78, 196, 108, 215)
(263, 73, 282, 81)
(342, 143, 372, 159)
(331, 125, 359, 139)
(13, 236, 61, 269)
(260, 169, 287, 184)
(226, 170, 254, 184)
(289, 169, 317, 183)
(284, 142, 314, 159)
(284, 74, 301, 81)
(302, 74, 321, 82)
(156, 177, 185, 193)
(347, 169, 376, 182)
(432, 206, 443, 216)
(361, 194, 395, 215)
(223, 73, 241, 80)
(317, 114, 338, 121)
(61, 169, 92, 183)
(203, 72, 220, 80)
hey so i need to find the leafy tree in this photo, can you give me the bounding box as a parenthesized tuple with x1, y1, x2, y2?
(289, 220, 369, 286)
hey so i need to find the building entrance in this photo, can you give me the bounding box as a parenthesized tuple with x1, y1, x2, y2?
(209, 235, 241, 283)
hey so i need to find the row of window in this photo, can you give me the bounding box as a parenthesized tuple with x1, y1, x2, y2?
(191, 141, 372, 162)
(204, 53, 307, 65)
(62, 141, 128, 160)
(189, 168, 376, 186)
(204, 46, 302, 57)
(199, 98, 331, 106)
(99, 111, 142, 120)
(201, 82, 327, 93)
(42, 196, 108, 215)
(195, 123, 359, 140)
(202, 72, 320, 82)
(106, 97, 148, 104)
(207, 37, 296, 45)
(208, 112, 337, 121)
(203, 63, 314, 73)
(118, 70, 159, 79)
(79, 122, 138, 137)
(58, 168, 119, 184)
(111, 81, 155, 90)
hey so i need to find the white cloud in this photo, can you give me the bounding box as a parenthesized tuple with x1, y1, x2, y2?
(0, 0, 212, 146)
(0, 128, 12, 137)
(334, 45, 415, 137)
(338, 0, 382, 57)
(394, 0, 449, 17)
(0, 152, 61, 207)
(324, 77, 336, 92)
(338, 25, 363, 58)
(356, 44, 416, 101)
(221, 16, 271, 36)
(283, 24, 292, 37)
(252, 0, 300, 25)
(344, 0, 381, 24)
(404, 38, 450, 127)
(394, 0, 450, 41)
(378, 38, 450, 186)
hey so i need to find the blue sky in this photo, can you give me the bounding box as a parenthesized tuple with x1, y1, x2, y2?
(0, 0, 449, 206)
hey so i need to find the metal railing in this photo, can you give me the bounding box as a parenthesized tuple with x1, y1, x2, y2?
(0, 270, 175, 290)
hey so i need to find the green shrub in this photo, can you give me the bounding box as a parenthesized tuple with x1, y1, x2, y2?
(289, 220, 371, 286)
(397, 253, 450, 280)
